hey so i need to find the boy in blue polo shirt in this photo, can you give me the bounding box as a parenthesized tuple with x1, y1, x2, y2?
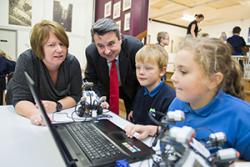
(128, 44, 175, 125)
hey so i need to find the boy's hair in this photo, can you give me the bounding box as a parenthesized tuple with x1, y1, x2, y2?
(135, 44, 168, 69)
(0, 49, 12, 60)
(0, 49, 6, 56)
(91, 18, 120, 41)
(232, 26, 241, 34)
(30, 20, 69, 59)
(157, 32, 168, 44)
(178, 38, 244, 99)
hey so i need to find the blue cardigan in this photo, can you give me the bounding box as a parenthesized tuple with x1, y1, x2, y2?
(168, 90, 250, 160)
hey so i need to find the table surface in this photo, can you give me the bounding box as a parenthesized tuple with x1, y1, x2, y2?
(0, 105, 249, 167)
(0, 105, 154, 167)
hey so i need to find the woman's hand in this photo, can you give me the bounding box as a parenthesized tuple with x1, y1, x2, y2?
(40, 100, 57, 113)
(29, 112, 52, 126)
(30, 113, 44, 126)
(15, 100, 53, 126)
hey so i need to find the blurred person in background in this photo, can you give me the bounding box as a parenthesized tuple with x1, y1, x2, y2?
(0, 49, 16, 105)
(187, 14, 204, 38)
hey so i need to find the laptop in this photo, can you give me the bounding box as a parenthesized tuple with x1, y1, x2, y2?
(24, 72, 155, 167)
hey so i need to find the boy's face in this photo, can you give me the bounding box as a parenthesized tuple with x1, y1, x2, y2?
(93, 31, 122, 62)
(136, 61, 165, 92)
(171, 49, 215, 109)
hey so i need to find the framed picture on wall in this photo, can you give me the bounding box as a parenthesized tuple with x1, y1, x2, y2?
(53, 0, 73, 32)
(124, 12, 130, 31)
(123, 0, 131, 11)
(9, 0, 32, 26)
(113, 1, 121, 19)
(104, 1, 112, 17)
(116, 20, 121, 32)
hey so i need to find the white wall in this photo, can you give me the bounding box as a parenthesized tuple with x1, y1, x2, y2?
(0, 0, 94, 69)
(147, 19, 250, 71)
(147, 20, 186, 71)
(147, 20, 186, 53)
(1, 0, 249, 69)
(148, 19, 250, 48)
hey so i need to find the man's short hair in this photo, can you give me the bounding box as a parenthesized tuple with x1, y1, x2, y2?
(91, 18, 120, 41)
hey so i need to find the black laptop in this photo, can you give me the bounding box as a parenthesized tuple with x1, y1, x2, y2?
(24, 72, 154, 167)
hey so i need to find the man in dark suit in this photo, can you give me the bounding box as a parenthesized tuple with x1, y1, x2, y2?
(84, 18, 143, 116)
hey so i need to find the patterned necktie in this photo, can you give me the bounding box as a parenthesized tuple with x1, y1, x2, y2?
(109, 60, 119, 115)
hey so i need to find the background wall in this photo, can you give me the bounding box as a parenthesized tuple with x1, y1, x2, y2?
(1, 0, 250, 70)
(148, 19, 250, 50)
(95, 0, 148, 37)
(147, 20, 186, 53)
(147, 18, 250, 71)
(202, 18, 250, 43)
(0, 0, 94, 69)
(147, 20, 186, 70)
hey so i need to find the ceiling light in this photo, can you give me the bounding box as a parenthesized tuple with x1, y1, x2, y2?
(181, 14, 194, 22)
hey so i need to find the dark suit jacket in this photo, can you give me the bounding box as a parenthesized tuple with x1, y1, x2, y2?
(84, 35, 143, 112)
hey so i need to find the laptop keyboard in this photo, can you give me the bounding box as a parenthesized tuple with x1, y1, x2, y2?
(65, 122, 123, 161)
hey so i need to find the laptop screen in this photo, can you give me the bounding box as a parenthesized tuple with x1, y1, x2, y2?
(24, 71, 76, 167)
(24, 71, 154, 167)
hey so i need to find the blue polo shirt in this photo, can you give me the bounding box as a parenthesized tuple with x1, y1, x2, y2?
(168, 90, 250, 160)
(132, 81, 175, 125)
(227, 35, 246, 55)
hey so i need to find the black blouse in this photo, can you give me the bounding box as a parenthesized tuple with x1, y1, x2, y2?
(7, 49, 82, 105)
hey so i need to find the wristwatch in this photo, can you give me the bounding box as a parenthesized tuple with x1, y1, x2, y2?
(55, 101, 63, 112)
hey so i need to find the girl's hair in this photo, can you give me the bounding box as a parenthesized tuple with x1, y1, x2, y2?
(30, 20, 69, 59)
(178, 38, 244, 99)
(195, 14, 204, 19)
(135, 44, 168, 69)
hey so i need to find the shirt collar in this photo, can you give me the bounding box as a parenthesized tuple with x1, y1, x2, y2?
(143, 81, 164, 97)
(184, 89, 224, 117)
(107, 56, 119, 64)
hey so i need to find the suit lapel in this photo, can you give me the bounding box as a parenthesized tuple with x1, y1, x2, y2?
(118, 51, 129, 84)
(98, 57, 109, 84)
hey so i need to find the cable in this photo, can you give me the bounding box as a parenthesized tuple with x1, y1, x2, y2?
(149, 110, 185, 147)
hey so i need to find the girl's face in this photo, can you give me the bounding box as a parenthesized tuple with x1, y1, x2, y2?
(171, 49, 216, 109)
(136, 61, 165, 92)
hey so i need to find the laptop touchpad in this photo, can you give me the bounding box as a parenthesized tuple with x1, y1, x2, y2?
(110, 131, 127, 141)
